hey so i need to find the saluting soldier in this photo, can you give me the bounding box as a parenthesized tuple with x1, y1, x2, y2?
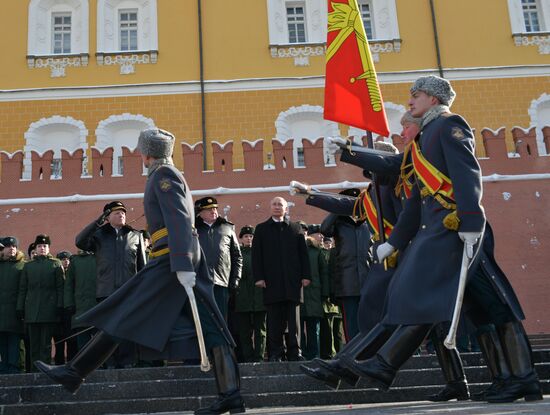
(63, 251, 97, 351)
(0, 237, 25, 373)
(35, 128, 245, 415)
(16, 235, 64, 369)
(234, 225, 266, 362)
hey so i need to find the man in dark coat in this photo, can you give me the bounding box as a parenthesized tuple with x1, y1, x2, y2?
(234, 225, 266, 362)
(252, 196, 311, 361)
(0, 237, 25, 373)
(319, 188, 370, 341)
(64, 251, 97, 350)
(17, 234, 64, 369)
(195, 196, 242, 320)
(336, 75, 542, 404)
(75, 200, 146, 368)
(35, 128, 245, 415)
(53, 251, 77, 364)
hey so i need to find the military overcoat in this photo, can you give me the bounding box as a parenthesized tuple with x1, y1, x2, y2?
(63, 253, 98, 328)
(234, 246, 265, 313)
(79, 164, 234, 356)
(301, 239, 330, 318)
(0, 252, 25, 333)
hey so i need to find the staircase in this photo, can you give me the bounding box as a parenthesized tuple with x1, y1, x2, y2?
(1, 350, 548, 415)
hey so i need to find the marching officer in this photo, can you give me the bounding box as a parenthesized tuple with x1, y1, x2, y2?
(17, 235, 64, 368)
(35, 128, 245, 415)
(234, 225, 266, 362)
(0, 237, 25, 373)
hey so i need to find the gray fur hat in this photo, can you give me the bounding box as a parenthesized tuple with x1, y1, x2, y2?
(410, 75, 456, 107)
(374, 141, 399, 154)
(400, 111, 422, 126)
(137, 128, 175, 159)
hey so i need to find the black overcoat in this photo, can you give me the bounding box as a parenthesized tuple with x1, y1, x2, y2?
(252, 218, 311, 305)
(79, 164, 233, 357)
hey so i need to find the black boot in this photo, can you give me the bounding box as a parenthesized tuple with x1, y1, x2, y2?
(301, 324, 395, 389)
(470, 328, 510, 401)
(427, 332, 469, 402)
(195, 345, 245, 415)
(486, 321, 543, 403)
(34, 331, 119, 394)
(340, 324, 431, 391)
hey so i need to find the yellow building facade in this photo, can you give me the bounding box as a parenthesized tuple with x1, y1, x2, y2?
(0, 0, 549, 173)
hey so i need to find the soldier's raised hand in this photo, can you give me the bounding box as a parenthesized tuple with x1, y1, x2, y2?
(177, 271, 196, 289)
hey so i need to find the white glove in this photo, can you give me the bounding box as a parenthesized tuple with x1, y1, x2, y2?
(458, 232, 481, 259)
(289, 180, 310, 196)
(376, 242, 395, 262)
(325, 137, 348, 155)
(177, 271, 196, 289)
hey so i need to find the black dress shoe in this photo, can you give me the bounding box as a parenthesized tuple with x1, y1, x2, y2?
(194, 390, 245, 415)
(300, 363, 341, 389)
(486, 374, 543, 403)
(315, 359, 360, 387)
(34, 361, 83, 394)
(470, 378, 505, 401)
(340, 354, 395, 391)
(427, 380, 469, 402)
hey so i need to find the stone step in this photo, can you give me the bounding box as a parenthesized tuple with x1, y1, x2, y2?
(1, 349, 549, 388)
(1, 363, 548, 406)
(2, 380, 549, 415)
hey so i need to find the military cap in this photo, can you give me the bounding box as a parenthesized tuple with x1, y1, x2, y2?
(298, 220, 308, 231)
(239, 225, 255, 238)
(195, 196, 218, 212)
(2, 236, 19, 247)
(137, 128, 175, 159)
(374, 141, 399, 154)
(56, 251, 72, 260)
(104, 201, 126, 214)
(34, 234, 51, 246)
(410, 75, 456, 107)
(323, 236, 333, 243)
(27, 242, 36, 257)
(307, 224, 321, 235)
(339, 188, 361, 197)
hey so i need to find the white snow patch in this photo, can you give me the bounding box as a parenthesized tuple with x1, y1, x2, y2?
(502, 192, 512, 201)
(11, 208, 21, 213)
(530, 236, 540, 247)
(521, 264, 527, 270)
(535, 191, 540, 198)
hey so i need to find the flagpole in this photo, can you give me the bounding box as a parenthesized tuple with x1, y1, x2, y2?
(365, 131, 388, 270)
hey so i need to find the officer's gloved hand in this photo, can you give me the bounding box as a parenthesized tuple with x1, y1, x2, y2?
(377, 242, 395, 262)
(177, 271, 196, 289)
(289, 181, 310, 196)
(96, 209, 110, 226)
(458, 231, 481, 259)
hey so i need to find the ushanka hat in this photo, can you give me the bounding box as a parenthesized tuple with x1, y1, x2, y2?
(239, 225, 255, 238)
(34, 234, 51, 245)
(374, 141, 399, 154)
(195, 196, 218, 211)
(104, 201, 126, 214)
(410, 75, 456, 107)
(2, 236, 18, 247)
(56, 251, 72, 260)
(137, 128, 175, 159)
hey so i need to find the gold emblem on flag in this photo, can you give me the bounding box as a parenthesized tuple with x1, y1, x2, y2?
(326, 0, 383, 112)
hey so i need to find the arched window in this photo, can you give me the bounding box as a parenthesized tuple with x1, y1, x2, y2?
(528, 93, 550, 155)
(348, 102, 406, 142)
(95, 114, 155, 175)
(23, 116, 88, 180)
(97, 0, 158, 53)
(275, 105, 341, 167)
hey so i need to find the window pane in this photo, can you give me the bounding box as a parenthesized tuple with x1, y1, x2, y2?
(52, 12, 71, 54)
(286, 4, 306, 43)
(522, 0, 541, 32)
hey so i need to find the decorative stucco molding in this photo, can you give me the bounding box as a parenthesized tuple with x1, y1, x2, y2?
(96, 50, 158, 74)
(27, 54, 89, 78)
(513, 33, 550, 54)
(528, 93, 550, 156)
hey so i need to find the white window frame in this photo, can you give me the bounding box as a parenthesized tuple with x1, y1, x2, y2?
(358, 0, 374, 39)
(508, 0, 550, 33)
(97, 0, 158, 53)
(286, 2, 307, 44)
(28, 0, 89, 57)
(52, 12, 72, 54)
(119, 8, 139, 51)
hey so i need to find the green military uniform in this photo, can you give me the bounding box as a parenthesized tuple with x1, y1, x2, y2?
(17, 255, 64, 368)
(0, 250, 25, 373)
(234, 245, 266, 362)
(320, 247, 343, 358)
(64, 252, 97, 349)
(301, 238, 330, 360)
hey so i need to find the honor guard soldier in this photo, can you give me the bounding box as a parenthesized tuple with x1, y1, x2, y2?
(17, 235, 64, 369)
(35, 128, 245, 415)
(0, 237, 25, 373)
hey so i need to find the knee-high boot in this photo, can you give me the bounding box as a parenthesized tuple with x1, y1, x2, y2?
(427, 334, 469, 401)
(340, 324, 431, 391)
(300, 323, 395, 389)
(470, 328, 510, 401)
(486, 321, 543, 403)
(34, 331, 119, 394)
(195, 345, 245, 415)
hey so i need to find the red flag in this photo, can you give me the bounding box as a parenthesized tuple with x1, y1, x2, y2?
(324, 0, 390, 137)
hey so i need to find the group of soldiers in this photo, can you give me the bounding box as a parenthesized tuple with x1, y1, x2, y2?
(3, 75, 543, 415)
